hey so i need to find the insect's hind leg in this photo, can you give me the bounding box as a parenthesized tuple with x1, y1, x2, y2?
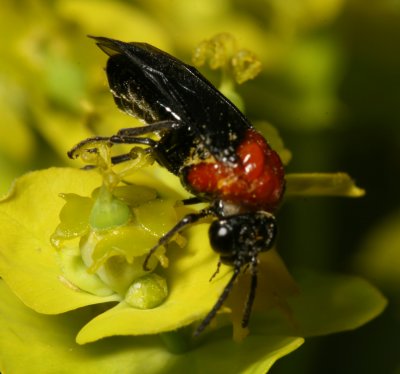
(68, 120, 179, 159)
(115, 120, 180, 138)
(67, 136, 111, 159)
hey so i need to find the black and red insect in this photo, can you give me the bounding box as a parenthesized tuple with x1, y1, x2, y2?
(69, 37, 285, 336)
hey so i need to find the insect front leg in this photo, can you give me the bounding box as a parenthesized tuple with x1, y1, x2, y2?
(142, 208, 214, 271)
(180, 197, 205, 206)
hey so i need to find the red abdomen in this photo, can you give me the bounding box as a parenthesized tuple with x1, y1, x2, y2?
(184, 129, 285, 211)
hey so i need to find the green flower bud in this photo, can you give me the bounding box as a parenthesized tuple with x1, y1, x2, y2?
(125, 274, 168, 309)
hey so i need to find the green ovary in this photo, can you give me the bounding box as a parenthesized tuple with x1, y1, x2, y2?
(125, 274, 168, 309)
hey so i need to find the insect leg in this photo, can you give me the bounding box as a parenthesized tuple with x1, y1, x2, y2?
(142, 208, 214, 271)
(109, 135, 157, 147)
(181, 197, 204, 206)
(209, 260, 222, 282)
(116, 120, 180, 137)
(68, 120, 179, 159)
(193, 267, 241, 337)
(67, 136, 111, 158)
(110, 153, 135, 165)
(241, 258, 258, 328)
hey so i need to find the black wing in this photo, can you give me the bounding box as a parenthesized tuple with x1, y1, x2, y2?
(91, 36, 252, 164)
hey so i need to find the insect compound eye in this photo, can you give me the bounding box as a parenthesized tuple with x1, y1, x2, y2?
(208, 212, 277, 261)
(208, 220, 235, 256)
